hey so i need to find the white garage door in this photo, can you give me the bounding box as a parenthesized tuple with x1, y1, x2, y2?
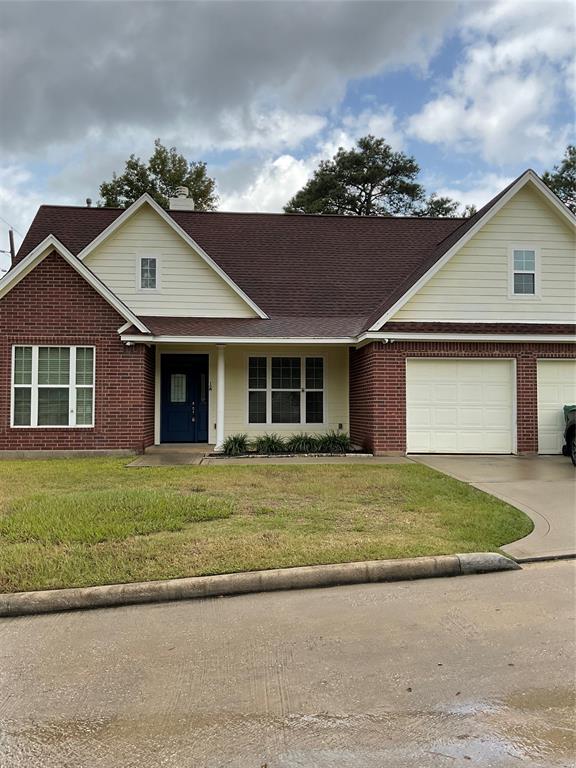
(537, 360, 576, 454)
(406, 359, 514, 454)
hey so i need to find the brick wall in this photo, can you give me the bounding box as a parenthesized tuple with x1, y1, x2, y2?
(0, 251, 155, 452)
(350, 340, 575, 455)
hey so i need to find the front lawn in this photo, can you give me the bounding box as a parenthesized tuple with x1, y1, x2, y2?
(0, 458, 532, 593)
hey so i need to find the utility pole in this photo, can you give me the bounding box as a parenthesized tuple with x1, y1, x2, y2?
(0, 229, 16, 271)
(8, 228, 15, 262)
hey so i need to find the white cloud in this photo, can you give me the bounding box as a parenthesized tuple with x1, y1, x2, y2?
(407, 0, 575, 164)
(434, 172, 515, 210)
(219, 155, 316, 212)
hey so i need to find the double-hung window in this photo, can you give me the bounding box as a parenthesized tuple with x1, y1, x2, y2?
(510, 247, 538, 297)
(139, 256, 158, 291)
(12, 346, 95, 427)
(248, 356, 324, 424)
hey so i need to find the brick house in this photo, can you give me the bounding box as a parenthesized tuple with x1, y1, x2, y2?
(0, 170, 574, 455)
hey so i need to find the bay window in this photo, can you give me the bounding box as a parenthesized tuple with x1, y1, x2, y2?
(12, 346, 95, 427)
(248, 356, 324, 425)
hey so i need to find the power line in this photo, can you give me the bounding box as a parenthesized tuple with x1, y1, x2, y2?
(0, 214, 22, 237)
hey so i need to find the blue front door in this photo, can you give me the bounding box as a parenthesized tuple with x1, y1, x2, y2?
(161, 355, 209, 443)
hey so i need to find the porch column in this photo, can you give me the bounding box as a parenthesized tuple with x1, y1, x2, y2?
(215, 344, 226, 451)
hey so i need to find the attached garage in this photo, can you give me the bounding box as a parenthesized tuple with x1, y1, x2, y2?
(537, 360, 576, 454)
(406, 359, 515, 454)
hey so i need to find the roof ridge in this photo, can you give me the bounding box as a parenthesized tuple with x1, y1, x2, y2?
(35, 203, 467, 222)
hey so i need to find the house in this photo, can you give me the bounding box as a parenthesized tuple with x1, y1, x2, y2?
(0, 170, 574, 456)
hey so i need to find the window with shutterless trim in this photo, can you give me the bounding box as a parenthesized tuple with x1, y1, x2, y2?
(12, 346, 95, 427)
(247, 356, 324, 424)
(509, 246, 538, 297)
(139, 255, 158, 290)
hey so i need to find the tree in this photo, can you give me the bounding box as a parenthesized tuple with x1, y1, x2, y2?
(542, 145, 576, 214)
(284, 135, 464, 217)
(99, 139, 218, 210)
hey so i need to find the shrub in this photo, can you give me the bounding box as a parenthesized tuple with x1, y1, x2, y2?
(222, 433, 249, 456)
(284, 432, 320, 453)
(315, 430, 352, 453)
(252, 433, 287, 454)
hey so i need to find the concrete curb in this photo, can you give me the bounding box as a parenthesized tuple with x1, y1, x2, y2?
(0, 553, 519, 617)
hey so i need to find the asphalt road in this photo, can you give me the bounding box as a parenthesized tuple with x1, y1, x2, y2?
(0, 561, 574, 767)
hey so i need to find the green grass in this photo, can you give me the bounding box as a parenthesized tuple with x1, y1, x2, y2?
(0, 458, 532, 593)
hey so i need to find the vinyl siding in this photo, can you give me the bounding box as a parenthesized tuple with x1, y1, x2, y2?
(394, 185, 576, 322)
(155, 344, 349, 444)
(84, 205, 257, 317)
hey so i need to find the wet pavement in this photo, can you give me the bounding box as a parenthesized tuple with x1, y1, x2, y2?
(0, 561, 574, 767)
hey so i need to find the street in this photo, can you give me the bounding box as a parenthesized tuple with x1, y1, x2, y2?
(0, 561, 574, 767)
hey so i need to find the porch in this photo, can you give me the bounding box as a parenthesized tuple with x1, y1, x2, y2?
(149, 343, 351, 451)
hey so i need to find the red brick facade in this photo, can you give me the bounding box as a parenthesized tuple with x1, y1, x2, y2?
(0, 252, 155, 452)
(350, 341, 576, 455)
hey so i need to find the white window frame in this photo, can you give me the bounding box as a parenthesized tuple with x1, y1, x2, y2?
(246, 355, 326, 426)
(137, 253, 161, 293)
(508, 245, 541, 300)
(11, 345, 96, 428)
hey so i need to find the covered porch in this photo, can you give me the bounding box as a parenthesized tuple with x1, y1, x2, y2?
(149, 342, 351, 450)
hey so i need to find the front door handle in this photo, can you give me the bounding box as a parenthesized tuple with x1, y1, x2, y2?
(191, 401, 196, 422)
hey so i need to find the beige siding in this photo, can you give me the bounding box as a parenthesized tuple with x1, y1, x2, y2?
(394, 185, 576, 322)
(155, 344, 350, 444)
(84, 205, 257, 317)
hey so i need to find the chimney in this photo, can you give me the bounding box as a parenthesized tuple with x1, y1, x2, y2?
(169, 186, 195, 211)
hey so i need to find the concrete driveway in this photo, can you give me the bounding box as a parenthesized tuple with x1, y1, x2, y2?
(413, 455, 576, 561)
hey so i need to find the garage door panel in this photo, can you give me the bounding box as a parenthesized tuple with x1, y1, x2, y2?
(407, 407, 432, 427)
(434, 384, 459, 402)
(406, 359, 514, 454)
(537, 360, 576, 454)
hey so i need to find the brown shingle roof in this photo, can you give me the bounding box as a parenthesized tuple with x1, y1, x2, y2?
(126, 315, 366, 338)
(383, 322, 576, 335)
(16, 205, 464, 327)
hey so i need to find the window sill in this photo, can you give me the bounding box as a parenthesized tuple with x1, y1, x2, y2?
(10, 425, 95, 429)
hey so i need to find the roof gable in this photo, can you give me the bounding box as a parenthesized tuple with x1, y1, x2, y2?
(0, 235, 149, 333)
(77, 194, 268, 319)
(368, 170, 576, 330)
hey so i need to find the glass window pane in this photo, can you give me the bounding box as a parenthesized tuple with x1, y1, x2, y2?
(272, 391, 300, 423)
(248, 391, 267, 424)
(514, 273, 535, 295)
(76, 347, 94, 385)
(14, 347, 32, 385)
(305, 357, 324, 389)
(76, 387, 93, 426)
(170, 373, 186, 403)
(271, 358, 300, 389)
(248, 357, 267, 389)
(13, 388, 31, 426)
(513, 250, 535, 272)
(141, 257, 157, 289)
(306, 391, 323, 423)
(38, 388, 69, 426)
(38, 347, 70, 385)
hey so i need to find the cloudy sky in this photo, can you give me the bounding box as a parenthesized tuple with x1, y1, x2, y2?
(0, 0, 574, 270)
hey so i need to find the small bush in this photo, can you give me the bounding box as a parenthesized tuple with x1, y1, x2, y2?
(315, 430, 352, 453)
(252, 433, 287, 454)
(222, 433, 249, 456)
(285, 433, 320, 453)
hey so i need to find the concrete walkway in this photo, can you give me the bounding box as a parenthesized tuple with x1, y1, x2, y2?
(413, 455, 576, 562)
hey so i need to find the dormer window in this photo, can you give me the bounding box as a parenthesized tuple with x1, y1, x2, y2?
(139, 256, 158, 291)
(509, 247, 539, 298)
